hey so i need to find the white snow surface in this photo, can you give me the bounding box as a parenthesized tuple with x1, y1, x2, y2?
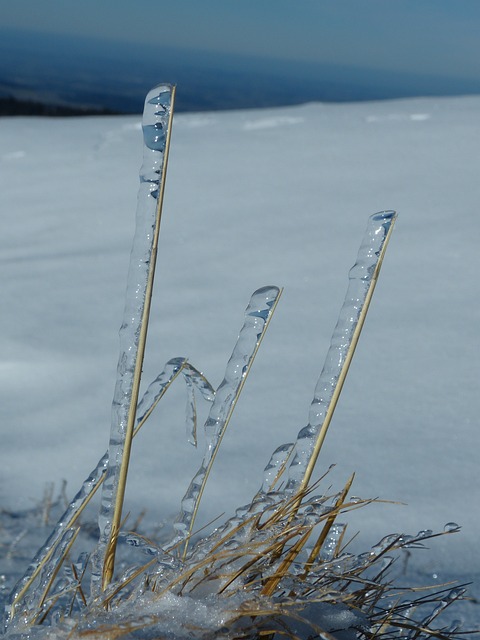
(0, 96, 479, 620)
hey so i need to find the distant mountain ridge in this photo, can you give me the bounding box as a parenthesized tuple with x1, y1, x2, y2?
(2, 27, 480, 115)
(0, 93, 120, 117)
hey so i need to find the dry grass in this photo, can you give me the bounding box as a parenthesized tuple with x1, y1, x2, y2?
(3, 475, 472, 639)
(4, 256, 474, 638)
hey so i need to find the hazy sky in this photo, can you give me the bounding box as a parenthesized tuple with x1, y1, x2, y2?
(2, 0, 480, 80)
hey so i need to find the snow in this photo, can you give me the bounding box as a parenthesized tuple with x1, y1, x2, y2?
(1, 95, 479, 629)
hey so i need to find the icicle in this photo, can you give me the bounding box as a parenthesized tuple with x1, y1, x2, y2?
(91, 84, 175, 595)
(180, 364, 215, 447)
(286, 211, 397, 491)
(170, 285, 281, 548)
(184, 373, 198, 446)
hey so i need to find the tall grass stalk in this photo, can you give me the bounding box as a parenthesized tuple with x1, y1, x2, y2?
(101, 86, 177, 591)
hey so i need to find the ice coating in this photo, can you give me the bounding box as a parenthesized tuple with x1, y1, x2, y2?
(91, 84, 174, 594)
(5, 453, 108, 623)
(7, 355, 212, 625)
(260, 443, 295, 494)
(136, 359, 215, 447)
(182, 363, 216, 446)
(6, 356, 190, 623)
(286, 211, 396, 490)
(184, 373, 198, 445)
(320, 523, 346, 561)
(8, 528, 78, 632)
(26, 529, 78, 614)
(171, 285, 281, 545)
(135, 357, 187, 426)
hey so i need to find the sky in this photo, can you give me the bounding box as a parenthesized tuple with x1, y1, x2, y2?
(1, 0, 480, 82)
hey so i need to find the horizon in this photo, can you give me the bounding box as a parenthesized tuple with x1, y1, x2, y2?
(3, 1, 480, 78)
(2, 2, 480, 114)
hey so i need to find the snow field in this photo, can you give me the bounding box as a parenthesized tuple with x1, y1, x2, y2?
(0, 98, 478, 613)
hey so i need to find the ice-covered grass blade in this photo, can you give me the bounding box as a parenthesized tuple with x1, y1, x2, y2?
(301, 472, 355, 580)
(286, 211, 397, 495)
(172, 285, 282, 558)
(2, 478, 469, 639)
(134, 357, 214, 439)
(93, 84, 176, 593)
(5, 455, 107, 623)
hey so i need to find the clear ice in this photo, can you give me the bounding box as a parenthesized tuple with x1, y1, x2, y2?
(6, 356, 212, 622)
(91, 84, 174, 594)
(285, 211, 396, 491)
(171, 285, 281, 545)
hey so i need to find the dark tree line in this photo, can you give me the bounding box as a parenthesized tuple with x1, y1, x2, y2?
(0, 95, 119, 117)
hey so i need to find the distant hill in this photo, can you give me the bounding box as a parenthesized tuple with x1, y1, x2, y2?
(2, 27, 480, 116)
(0, 95, 119, 117)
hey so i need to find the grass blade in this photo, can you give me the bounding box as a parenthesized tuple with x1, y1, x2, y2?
(289, 211, 397, 496)
(174, 286, 282, 559)
(92, 85, 177, 592)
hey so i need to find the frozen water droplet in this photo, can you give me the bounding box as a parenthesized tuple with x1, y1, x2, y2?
(370, 210, 396, 223)
(142, 123, 166, 152)
(447, 587, 466, 601)
(416, 529, 433, 538)
(444, 522, 461, 532)
(147, 86, 171, 108)
(371, 534, 400, 554)
(447, 619, 463, 633)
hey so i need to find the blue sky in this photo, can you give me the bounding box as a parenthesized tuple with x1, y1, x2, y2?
(2, 0, 480, 81)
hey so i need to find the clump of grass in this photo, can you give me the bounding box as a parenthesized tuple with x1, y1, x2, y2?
(2, 289, 473, 638)
(1, 477, 470, 639)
